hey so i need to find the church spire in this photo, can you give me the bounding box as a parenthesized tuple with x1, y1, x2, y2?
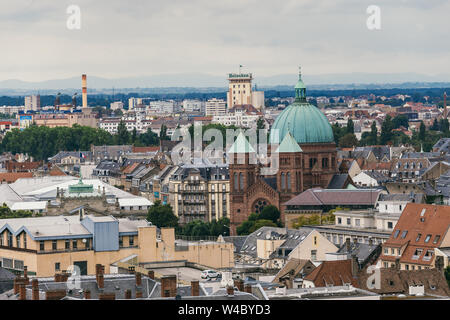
(295, 66, 307, 102)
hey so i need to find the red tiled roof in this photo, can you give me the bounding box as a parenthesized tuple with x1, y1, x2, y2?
(49, 167, 67, 176)
(0, 172, 33, 183)
(122, 162, 140, 174)
(382, 203, 450, 265)
(304, 259, 358, 287)
(132, 146, 159, 153)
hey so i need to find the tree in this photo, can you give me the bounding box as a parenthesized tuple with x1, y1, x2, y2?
(439, 119, 449, 133)
(138, 128, 160, 146)
(445, 266, 450, 289)
(236, 220, 255, 236)
(369, 121, 378, 145)
(147, 200, 178, 228)
(392, 115, 409, 129)
(0, 203, 34, 219)
(248, 219, 277, 233)
(116, 120, 130, 145)
(160, 124, 169, 141)
(346, 118, 354, 134)
(338, 133, 358, 148)
(258, 205, 280, 224)
(380, 115, 394, 145)
(431, 118, 439, 131)
(419, 121, 426, 141)
(131, 128, 137, 143)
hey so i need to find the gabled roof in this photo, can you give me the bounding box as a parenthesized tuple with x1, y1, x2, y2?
(284, 188, 381, 207)
(275, 132, 302, 153)
(303, 259, 358, 287)
(228, 132, 255, 154)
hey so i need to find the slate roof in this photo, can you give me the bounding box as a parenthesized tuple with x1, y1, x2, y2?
(327, 174, 351, 189)
(223, 236, 247, 253)
(433, 138, 450, 154)
(377, 193, 424, 203)
(435, 169, 450, 198)
(337, 241, 381, 266)
(283, 188, 381, 207)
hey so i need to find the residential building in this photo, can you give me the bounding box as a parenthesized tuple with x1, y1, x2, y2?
(205, 98, 227, 116)
(379, 203, 450, 270)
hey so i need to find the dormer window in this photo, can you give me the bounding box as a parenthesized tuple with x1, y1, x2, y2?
(433, 235, 440, 244)
(416, 233, 422, 242)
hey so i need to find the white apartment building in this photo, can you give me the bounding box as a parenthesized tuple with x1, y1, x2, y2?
(128, 97, 143, 110)
(149, 100, 177, 114)
(205, 98, 227, 116)
(212, 110, 261, 128)
(182, 99, 204, 113)
(24, 95, 40, 111)
(110, 101, 124, 111)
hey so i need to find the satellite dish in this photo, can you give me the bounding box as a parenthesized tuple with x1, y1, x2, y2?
(82, 239, 87, 243)
(266, 233, 271, 240)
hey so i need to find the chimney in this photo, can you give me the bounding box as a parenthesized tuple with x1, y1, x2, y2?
(147, 270, 155, 280)
(19, 283, 26, 300)
(353, 237, 358, 245)
(234, 279, 244, 291)
(244, 284, 252, 294)
(369, 238, 373, 246)
(351, 254, 359, 277)
(54, 273, 61, 282)
(226, 285, 234, 297)
(98, 273, 104, 289)
(13, 278, 20, 294)
(84, 290, 91, 299)
(31, 279, 39, 300)
(135, 272, 142, 287)
(435, 256, 444, 271)
(82, 74, 88, 108)
(161, 275, 177, 298)
(345, 238, 351, 252)
(23, 266, 28, 280)
(136, 290, 143, 299)
(191, 280, 199, 296)
(125, 289, 132, 299)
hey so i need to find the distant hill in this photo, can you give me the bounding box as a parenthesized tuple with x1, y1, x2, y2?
(1, 72, 449, 95)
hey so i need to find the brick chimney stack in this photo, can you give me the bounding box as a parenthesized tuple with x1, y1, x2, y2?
(19, 283, 26, 300)
(345, 238, 351, 252)
(234, 279, 244, 291)
(125, 289, 132, 299)
(226, 285, 234, 296)
(191, 280, 199, 296)
(135, 272, 142, 287)
(32, 279, 39, 300)
(351, 254, 359, 277)
(84, 290, 91, 299)
(244, 284, 252, 294)
(136, 289, 143, 299)
(147, 270, 155, 280)
(23, 266, 28, 281)
(161, 275, 177, 298)
(96, 264, 105, 289)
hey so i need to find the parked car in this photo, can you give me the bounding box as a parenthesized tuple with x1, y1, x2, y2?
(201, 270, 220, 280)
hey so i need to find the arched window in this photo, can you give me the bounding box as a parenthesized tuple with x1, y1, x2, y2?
(281, 173, 286, 190)
(287, 172, 291, 191)
(234, 172, 238, 191)
(239, 173, 244, 191)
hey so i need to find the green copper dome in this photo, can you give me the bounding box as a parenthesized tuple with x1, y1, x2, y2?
(269, 68, 334, 145)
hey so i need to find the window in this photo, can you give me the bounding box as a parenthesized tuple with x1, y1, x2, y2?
(400, 230, 408, 239)
(72, 240, 77, 249)
(314, 236, 317, 245)
(85, 239, 91, 249)
(405, 264, 409, 270)
(433, 235, 440, 244)
(55, 262, 60, 271)
(394, 230, 400, 238)
(311, 250, 317, 261)
(416, 233, 422, 242)
(347, 218, 351, 225)
(65, 240, 70, 250)
(119, 236, 123, 247)
(52, 240, 57, 250)
(337, 218, 342, 225)
(424, 234, 431, 243)
(387, 222, 393, 229)
(16, 235, 20, 248)
(281, 173, 286, 190)
(391, 248, 395, 255)
(355, 219, 360, 227)
(129, 236, 134, 246)
(23, 236, 27, 249)
(413, 248, 422, 259)
(40, 241, 45, 251)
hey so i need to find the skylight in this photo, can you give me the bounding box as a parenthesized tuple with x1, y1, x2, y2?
(424, 234, 431, 243)
(394, 230, 400, 238)
(401, 230, 408, 239)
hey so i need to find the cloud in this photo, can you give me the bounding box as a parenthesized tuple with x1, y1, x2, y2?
(0, 0, 449, 82)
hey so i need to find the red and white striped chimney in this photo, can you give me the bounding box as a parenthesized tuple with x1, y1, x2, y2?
(82, 74, 88, 108)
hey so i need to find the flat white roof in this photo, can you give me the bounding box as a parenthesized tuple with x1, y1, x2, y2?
(11, 201, 47, 211)
(118, 198, 152, 207)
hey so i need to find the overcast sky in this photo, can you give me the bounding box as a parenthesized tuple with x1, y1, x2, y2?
(1, 0, 449, 82)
